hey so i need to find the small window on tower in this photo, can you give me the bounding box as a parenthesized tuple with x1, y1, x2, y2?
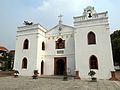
(23, 39, 29, 49)
(42, 42, 45, 50)
(88, 31, 96, 45)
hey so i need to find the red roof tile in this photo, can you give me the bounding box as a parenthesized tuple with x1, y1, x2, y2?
(0, 46, 8, 51)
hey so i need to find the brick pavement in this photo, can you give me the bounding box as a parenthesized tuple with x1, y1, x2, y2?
(0, 76, 120, 90)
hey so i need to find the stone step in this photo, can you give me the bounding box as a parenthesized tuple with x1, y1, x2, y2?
(39, 75, 75, 79)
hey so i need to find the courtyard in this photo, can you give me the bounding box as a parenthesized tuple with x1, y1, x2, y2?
(0, 76, 120, 90)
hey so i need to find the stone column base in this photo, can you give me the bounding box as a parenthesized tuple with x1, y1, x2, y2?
(109, 71, 119, 81)
(74, 71, 80, 79)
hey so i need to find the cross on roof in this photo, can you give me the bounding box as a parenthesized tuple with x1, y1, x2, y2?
(58, 14, 63, 21)
(58, 14, 63, 32)
(58, 14, 63, 24)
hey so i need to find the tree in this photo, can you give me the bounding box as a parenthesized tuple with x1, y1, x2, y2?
(110, 30, 120, 66)
(0, 51, 13, 71)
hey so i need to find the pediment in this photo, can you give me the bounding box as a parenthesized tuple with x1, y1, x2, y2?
(46, 24, 74, 36)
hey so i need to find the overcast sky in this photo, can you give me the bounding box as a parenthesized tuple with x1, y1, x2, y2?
(0, 0, 120, 50)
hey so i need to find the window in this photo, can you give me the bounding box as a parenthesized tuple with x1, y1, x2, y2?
(42, 42, 45, 50)
(89, 55, 98, 69)
(22, 58, 27, 69)
(23, 39, 29, 49)
(56, 38, 65, 49)
(88, 32, 96, 45)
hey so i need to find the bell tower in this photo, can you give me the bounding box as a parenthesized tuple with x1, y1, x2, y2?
(83, 6, 96, 19)
(74, 6, 114, 79)
(14, 23, 47, 76)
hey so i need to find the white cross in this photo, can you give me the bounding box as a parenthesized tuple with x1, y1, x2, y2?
(58, 14, 63, 21)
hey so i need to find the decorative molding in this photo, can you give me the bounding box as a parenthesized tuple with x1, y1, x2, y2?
(57, 50, 64, 54)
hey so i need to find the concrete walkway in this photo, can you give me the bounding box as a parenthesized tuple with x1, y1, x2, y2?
(0, 76, 120, 90)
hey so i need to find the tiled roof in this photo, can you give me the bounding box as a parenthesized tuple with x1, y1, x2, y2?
(0, 46, 8, 51)
(9, 50, 15, 55)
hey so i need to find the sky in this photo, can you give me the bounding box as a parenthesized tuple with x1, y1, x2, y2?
(0, 0, 120, 50)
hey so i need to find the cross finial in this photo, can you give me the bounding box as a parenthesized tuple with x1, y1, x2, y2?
(58, 14, 63, 21)
(58, 14, 63, 24)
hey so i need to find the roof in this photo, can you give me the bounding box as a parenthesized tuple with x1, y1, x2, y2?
(9, 50, 15, 55)
(47, 24, 74, 33)
(0, 46, 8, 52)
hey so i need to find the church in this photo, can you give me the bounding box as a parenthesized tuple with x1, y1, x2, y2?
(14, 6, 114, 79)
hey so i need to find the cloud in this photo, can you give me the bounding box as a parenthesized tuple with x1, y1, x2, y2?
(37, 1, 50, 11)
(34, 0, 94, 28)
(37, 0, 93, 13)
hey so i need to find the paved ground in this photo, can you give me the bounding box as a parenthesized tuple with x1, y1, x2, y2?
(0, 76, 120, 90)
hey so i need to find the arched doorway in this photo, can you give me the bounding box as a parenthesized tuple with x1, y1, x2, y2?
(56, 60, 65, 75)
(41, 60, 44, 75)
(54, 57, 66, 75)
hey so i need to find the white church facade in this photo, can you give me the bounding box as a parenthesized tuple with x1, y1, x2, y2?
(14, 6, 114, 79)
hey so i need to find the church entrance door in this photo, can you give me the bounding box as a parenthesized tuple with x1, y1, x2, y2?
(41, 60, 44, 75)
(54, 57, 67, 75)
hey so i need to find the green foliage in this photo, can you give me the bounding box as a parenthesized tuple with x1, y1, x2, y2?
(14, 70, 19, 74)
(33, 70, 39, 75)
(88, 70, 96, 78)
(0, 52, 14, 71)
(111, 30, 120, 66)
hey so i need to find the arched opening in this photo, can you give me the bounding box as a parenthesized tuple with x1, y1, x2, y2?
(88, 32, 96, 45)
(23, 39, 29, 49)
(87, 10, 92, 18)
(41, 60, 44, 75)
(42, 42, 45, 50)
(89, 55, 98, 69)
(56, 38, 65, 49)
(54, 57, 66, 75)
(22, 58, 27, 69)
(56, 60, 65, 75)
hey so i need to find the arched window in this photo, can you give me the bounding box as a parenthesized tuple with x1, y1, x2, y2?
(89, 55, 98, 69)
(42, 42, 45, 50)
(56, 38, 65, 49)
(22, 58, 27, 69)
(88, 32, 96, 45)
(23, 39, 29, 49)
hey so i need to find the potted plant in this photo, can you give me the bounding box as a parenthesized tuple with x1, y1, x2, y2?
(88, 70, 97, 81)
(32, 70, 39, 79)
(13, 70, 19, 78)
